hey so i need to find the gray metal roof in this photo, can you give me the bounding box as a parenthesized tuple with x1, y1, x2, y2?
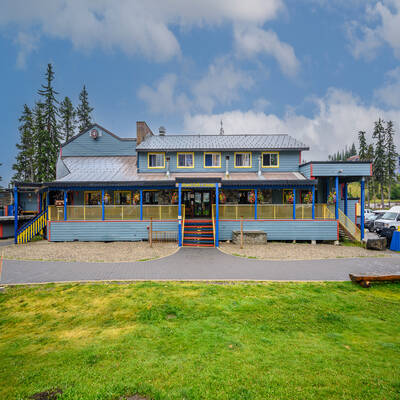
(136, 134, 308, 151)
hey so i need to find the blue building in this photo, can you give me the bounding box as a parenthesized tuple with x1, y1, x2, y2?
(14, 122, 371, 246)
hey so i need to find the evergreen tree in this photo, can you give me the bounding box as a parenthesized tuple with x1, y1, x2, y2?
(37, 63, 60, 181)
(34, 102, 51, 182)
(350, 142, 357, 157)
(12, 105, 36, 182)
(358, 131, 368, 160)
(59, 96, 76, 142)
(372, 118, 386, 207)
(385, 120, 397, 207)
(77, 85, 94, 132)
(366, 143, 375, 208)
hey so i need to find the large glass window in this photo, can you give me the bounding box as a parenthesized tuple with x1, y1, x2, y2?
(114, 191, 131, 205)
(84, 191, 101, 205)
(235, 152, 252, 167)
(204, 152, 221, 168)
(148, 153, 165, 168)
(177, 153, 194, 168)
(143, 191, 159, 204)
(262, 152, 279, 167)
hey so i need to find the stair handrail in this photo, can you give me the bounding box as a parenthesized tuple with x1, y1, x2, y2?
(17, 208, 47, 234)
(182, 205, 185, 243)
(211, 204, 216, 246)
(338, 208, 361, 241)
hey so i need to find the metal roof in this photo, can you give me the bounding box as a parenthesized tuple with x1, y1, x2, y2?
(136, 134, 308, 151)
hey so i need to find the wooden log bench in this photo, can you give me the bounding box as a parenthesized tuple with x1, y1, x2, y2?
(349, 274, 400, 288)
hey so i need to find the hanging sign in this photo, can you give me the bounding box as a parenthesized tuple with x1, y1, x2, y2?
(178, 183, 218, 188)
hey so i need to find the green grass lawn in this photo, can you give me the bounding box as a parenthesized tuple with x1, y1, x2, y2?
(1, 282, 399, 400)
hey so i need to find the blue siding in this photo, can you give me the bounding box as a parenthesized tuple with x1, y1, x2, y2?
(0, 221, 15, 238)
(62, 126, 136, 157)
(299, 164, 311, 178)
(311, 163, 371, 177)
(138, 151, 300, 173)
(19, 192, 38, 212)
(49, 220, 178, 241)
(219, 220, 338, 241)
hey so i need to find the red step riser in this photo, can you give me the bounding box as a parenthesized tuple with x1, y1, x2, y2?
(183, 244, 214, 247)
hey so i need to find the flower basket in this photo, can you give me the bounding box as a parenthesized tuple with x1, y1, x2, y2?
(257, 191, 264, 203)
(133, 192, 140, 205)
(219, 191, 226, 204)
(171, 192, 179, 204)
(248, 190, 256, 204)
(327, 191, 336, 205)
(286, 192, 294, 204)
(303, 191, 313, 204)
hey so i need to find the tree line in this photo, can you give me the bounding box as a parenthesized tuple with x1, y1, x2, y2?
(328, 143, 357, 161)
(12, 64, 94, 183)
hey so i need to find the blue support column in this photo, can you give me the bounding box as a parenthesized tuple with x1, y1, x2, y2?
(102, 189, 105, 221)
(14, 186, 18, 244)
(344, 183, 348, 216)
(215, 183, 219, 247)
(292, 188, 296, 219)
(312, 186, 315, 219)
(64, 190, 67, 221)
(361, 178, 365, 240)
(254, 188, 258, 220)
(140, 190, 143, 220)
(335, 176, 339, 220)
(178, 184, 182, 247)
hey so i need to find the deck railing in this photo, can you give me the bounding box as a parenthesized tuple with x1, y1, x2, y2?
(48, 205, 180, 221)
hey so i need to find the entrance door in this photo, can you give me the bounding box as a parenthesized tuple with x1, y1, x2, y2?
(194, 191, 211, 218)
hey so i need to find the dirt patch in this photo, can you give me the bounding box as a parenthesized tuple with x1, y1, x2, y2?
(3, 241, 177, 263)
(220, 242, 390, 260)
(30, 388, 62, 400)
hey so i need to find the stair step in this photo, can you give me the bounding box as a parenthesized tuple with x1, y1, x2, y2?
(183, 243, 214, 247)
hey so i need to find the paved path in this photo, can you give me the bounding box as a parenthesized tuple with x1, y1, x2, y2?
(1, 248, 400, 284)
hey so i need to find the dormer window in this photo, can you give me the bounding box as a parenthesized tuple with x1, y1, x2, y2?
(177, 152, 194, 168)
(148, 152, 165, 168)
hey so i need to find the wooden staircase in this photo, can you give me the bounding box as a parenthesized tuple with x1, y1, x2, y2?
(183, 219, 214, 247)
(16, 208, 48, 244)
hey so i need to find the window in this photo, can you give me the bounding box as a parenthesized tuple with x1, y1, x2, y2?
(114, 191, 131, 205)
(143, 191, 159, 205)
(204, 152, 221, 168)
(234, 152, 252, 168)
(262, 152, 279, 168)
(84, 191, 101, 205)
(177, 152, 194, 168)
(148, 153, 165, 168)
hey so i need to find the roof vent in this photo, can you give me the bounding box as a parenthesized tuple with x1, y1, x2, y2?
(159, 126, 166, 136)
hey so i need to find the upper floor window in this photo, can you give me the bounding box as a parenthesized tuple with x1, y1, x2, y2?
(204, 152, 221, 168)
(177, 152, 194, 168)
(262, 152, 279, 168)
(148, 152, 165, 168)
(234, 152, 252, 168)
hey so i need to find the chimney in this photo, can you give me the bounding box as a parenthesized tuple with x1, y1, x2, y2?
(136, 121, 154, 145)
(159, 126, 166, 136)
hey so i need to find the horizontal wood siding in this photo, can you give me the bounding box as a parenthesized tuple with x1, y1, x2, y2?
(138, 151, 300, 173)
(62, 127, 136, 157)
(299, 164, 311, 178)
(310, 163, 371, 177)
(219, 220, 338, 241)
(49, 220, 178, 241)
(0, 221, 15, 238)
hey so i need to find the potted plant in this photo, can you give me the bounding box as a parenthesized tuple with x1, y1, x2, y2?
(327, 191, 336, 204)
(248, 190, 256, 204)
(286, 191, 294, 204)
(133, 192, 140, 205)
(219, 191, 226, 204)
(171, 191, 179, 204)
(303, 191, 313, 204)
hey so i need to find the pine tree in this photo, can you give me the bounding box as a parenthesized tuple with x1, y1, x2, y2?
(77, 85, 94, 132)
(12, 104, 36, 182)
(385, 120, 397, 208)
(37, 63, 60, 181)
(34, 102, 51, 182)
(358, 131, 367, 160)
(350, 142, 357, 157)
(366, 143, 375, 208)
(59, 96, 76, 142)
(372, 118, 386, 208)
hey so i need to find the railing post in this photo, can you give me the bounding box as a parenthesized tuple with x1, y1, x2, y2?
(64, 190, 67, 221)
(215, 183, 219, 247)
(361, 178, 365, 240)
(312, 186, 315, 220)
(335, 176, 339, 220)
(14, 186, 18, 244)
(292, 189, 296, 219)
(102, 189, 105, 221)
(344, 183, 348, 216)
(254, 188, 258, 220)
(140, 190, 143, 221)
(178, 184, 182, 247)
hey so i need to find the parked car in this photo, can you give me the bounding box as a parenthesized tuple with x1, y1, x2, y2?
(374, 208, 400, 233)
(364, 208, 374, 218)
(365, 211, 386, 232)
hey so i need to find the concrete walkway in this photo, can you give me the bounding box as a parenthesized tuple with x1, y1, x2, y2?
(1, 247, 400, 284)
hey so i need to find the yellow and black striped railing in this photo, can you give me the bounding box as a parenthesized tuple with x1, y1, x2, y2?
(16, 209, 48, 244)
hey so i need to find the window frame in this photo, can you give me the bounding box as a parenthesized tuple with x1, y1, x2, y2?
(234, 152, 252, 168)
(177, 152, 195, 169)
(84, 191, 102, 206)
(262, 151, 280, 168)
(147, 152, 165, 169)
(114, 190, 132, 205)
(203, 152, 222, 168)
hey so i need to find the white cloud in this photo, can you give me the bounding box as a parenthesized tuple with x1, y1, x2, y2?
(0, 0, 284, 64)
(184, 88, 400, 159)
(375, 66, 400, 107)
(14, 32, 39, 69)
(234, 25, 300, 76)
(348, 0, 400, 60)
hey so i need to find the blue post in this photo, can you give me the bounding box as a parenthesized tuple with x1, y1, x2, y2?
(178, 184, 182, 247)
(344, 183, 348, 216)
(312, 185, 315, 219)
(215, 183, 219, 247)
(140, 190, 143, 221)
(335, 176, 339, 220)
(64, 190, 67, 221)
(361, 178, 365, 240)
(102, 189, 105, 221)
(14, 186, 18, 244)
(254, 188, 258, 220)
(292, 189, 296, 219)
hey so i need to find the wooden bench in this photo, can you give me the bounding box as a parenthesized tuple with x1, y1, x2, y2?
(349, 274, 400, 288)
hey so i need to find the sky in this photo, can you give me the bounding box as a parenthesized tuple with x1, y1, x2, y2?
(1, 0, 400, 185)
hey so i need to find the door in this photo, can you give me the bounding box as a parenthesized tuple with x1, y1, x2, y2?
(194, 191, 211, 218)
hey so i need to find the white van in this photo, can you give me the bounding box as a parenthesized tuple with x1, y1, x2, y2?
(374, 206, 400, 232)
